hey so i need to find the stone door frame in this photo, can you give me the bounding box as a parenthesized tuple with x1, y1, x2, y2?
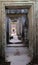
(1, 1, 35, 59)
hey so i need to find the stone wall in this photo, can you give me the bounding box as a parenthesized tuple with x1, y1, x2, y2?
(0, 0, 35, 2)
(0, 2, 2, 56)
(35, 2, 38, 61)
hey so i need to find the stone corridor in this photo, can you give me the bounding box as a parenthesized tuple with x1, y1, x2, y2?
(0, 1, 38, 65)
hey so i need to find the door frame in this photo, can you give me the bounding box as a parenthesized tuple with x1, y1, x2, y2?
(1, 1, 35, 59)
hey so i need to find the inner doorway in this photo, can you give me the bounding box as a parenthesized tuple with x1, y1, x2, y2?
(5, 7, 29, 47)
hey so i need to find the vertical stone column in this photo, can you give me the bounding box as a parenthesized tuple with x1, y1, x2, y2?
(0, 2, 2, 56)
(1, 2, 6, 58)
(35, 2, 38, 63)
(28, 5, 34, 58)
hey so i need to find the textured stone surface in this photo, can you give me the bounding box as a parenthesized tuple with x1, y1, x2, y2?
(0, 2, 2, 56)
(5, 46, 31, 65)
(0, 3, 2, 42)
(35, 2, 38, 60)
(0, 0, 35, 2)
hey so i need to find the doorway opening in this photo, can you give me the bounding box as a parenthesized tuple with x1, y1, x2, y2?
(5, 6, 29, 47)
(5, 5, 33, 64)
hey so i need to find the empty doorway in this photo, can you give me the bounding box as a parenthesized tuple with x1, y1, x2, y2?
(5, 7, 29, 47)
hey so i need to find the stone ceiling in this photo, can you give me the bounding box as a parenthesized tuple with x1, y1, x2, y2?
(0, 0, 36, 2)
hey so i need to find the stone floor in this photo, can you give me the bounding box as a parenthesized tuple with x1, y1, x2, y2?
(5, 46, 32, 65)
(5, 34, 32, 65)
